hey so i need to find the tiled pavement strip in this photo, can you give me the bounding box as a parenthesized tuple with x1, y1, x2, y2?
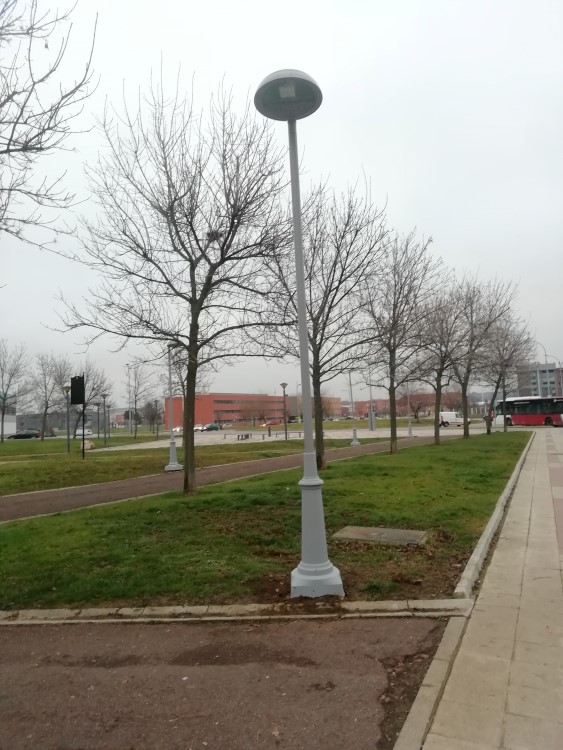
(418, 428, 563, 750)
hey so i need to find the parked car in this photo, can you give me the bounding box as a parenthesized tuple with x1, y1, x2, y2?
(221, 423, 233, 429)
(261, 420, 282, 427)
(7, 429, 41, 439)
(193, 424, 204, 432)
(203, 423, 219, 431)
(173, 426, 183, 434)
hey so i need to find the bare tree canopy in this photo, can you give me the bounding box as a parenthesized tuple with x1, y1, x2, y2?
(451, 275, 515, 438)
(477, 313, 535, 434)
(0, 338, 29, 441)
(0, 0, 95, 244)
(31, 352, 72, 439)
(265, 182, 387, 467)
(361, 230, 442, 453)
(60, 81, 291, 492)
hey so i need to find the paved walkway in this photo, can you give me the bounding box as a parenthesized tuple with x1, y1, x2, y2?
(423, 428, 563, 750)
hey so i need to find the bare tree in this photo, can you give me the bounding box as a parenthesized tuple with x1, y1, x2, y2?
(361, 231, 442, 453)
(266, 184, 387, 467)
(0, 0, 95, 245)
(418, 286, 464, 444)
(70, 359, 112, 437)
(478, 313, 535, 434)
(31, 352, 71, 439)
(451, 276, 514, 438)
(59, 82, 290, 493)
(127, 363, 156, 438)
(0, 338, 28, 440)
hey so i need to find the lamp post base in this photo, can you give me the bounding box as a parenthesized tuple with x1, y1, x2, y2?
(351, 428, 360, 446)
(291, 563, 344, 598)
(165, 439, 183, 472)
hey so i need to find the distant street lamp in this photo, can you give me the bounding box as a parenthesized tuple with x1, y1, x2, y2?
(280, 382, 288, 441)
(95, 402, 101, 439)
(255, 69, 343, 598)
(63, 385, 71, 454)
(125, 363, 132, 434)
(101, 393, 108, 446)
(165, 344, 183, 472)
(154, 399, 159, 439)
(349, 371, 360, 446)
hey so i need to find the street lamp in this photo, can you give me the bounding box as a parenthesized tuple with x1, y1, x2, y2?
(165, 343, 183, 472)
(255, 69, 343, 598)
(154, 399, 159, 439)
(63, 385, 71, 454)
(406, 382, 413, 437)
(348, 371, 360, 446)
(101, 393, 108, 446)
(125, 363, 132, 434)
(280, 382, 288, 441)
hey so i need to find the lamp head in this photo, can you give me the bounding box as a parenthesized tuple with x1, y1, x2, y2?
(254, 69, 322, 121)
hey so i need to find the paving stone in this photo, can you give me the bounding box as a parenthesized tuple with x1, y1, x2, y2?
(441, 652, 510, 712)
(514, 640, 563, 668)
(503, 713, 563, 750)
(506, 682, 563, 723)
(0, 611, 16, 621)
(430, 699, 503, 746)
(424, 734, 497, 749)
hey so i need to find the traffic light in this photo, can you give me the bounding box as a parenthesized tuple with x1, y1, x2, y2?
(70, 375, 85, 405)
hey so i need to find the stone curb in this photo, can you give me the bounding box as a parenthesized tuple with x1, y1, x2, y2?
(393, 616, 467, 750)
(0, 598, 473, 625)
(453, 432, 535, 599)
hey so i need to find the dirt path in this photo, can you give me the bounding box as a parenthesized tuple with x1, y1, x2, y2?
(0, 618, 445, 750)
(0, 435, 450, 523)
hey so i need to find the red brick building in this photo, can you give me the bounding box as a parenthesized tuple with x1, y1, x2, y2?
(164, 392, 287, 429)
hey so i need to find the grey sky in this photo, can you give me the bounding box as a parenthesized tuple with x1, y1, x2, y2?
(2, 0, 562, 405)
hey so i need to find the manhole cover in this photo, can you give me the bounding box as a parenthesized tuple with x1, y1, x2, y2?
(333, 526, 429, 546)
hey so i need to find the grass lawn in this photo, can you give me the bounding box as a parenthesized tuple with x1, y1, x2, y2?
(0, 432, 530, 609)
(0, 438, 385, 496)
(0, 433, 163, 456)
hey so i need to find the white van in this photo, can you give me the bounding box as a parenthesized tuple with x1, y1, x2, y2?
(439, 411, 469, 427)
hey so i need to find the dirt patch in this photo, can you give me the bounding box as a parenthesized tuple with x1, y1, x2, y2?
(0, 618, 446, 750)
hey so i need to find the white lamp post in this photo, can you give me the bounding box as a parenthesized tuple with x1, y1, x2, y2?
(101, 392, 108, 446)
(348, 371, 360, 446)
(280, 382, 288, 441)
(63, 385, 71, 453)
(165, 343, 183, 472)
(125, 363, 132, 434)
(255, 69, 343, 598)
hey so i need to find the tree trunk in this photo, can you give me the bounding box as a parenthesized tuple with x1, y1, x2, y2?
(182, 354, 198, 495)
(312, 362, 325, 469)
(485, 373, 503, 435)
(434, 373, 443, 446)
(41, 408, 48, 441)
(461, 380, 470, 439)
(389, 377, 398, 454)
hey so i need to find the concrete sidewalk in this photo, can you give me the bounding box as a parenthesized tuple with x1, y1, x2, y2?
(421, 428, 563, 749)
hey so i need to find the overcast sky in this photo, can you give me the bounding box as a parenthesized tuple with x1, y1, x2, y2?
(2, 0, 562, 406)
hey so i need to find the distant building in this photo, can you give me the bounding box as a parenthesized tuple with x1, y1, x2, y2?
(164, 392, 343, 428)
(517, 362, 563, 397)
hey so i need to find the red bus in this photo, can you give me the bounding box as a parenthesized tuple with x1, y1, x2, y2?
(495, 396, 563, 427)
